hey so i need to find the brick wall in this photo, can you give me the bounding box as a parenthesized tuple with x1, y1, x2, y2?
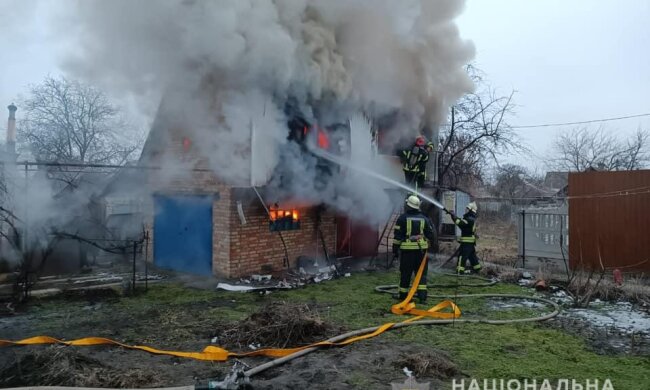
(212, 188, 231, 276)
(227, 201, 337, 278)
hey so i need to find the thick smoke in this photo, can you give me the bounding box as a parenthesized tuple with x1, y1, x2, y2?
(59, 0, 475, 224)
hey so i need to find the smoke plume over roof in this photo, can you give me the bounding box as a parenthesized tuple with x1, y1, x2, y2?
(59, 0, 475, 223)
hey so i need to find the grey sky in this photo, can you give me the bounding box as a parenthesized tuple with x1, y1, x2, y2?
(457, 0, 650, 169)
(1, 0, 649, 170)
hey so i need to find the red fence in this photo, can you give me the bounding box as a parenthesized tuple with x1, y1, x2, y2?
(568, 170, 650, 272)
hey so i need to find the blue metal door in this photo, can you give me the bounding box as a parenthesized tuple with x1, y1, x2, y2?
(154, 195, 213, 275)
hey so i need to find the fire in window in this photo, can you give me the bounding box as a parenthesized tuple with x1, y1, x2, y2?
(269, 205, 300, 231)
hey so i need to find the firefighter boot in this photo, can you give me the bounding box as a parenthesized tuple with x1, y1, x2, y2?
(417, 287, 427, 304)
(394, 287, 409, 301)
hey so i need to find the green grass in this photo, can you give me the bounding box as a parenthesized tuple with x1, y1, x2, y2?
(270, 270, 650, 389)
(18, 271, 650, 389)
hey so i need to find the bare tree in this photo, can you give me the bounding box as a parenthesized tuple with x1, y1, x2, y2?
(18, 76, 142, 165)
(438, 67, 525, 189)
(552, 127, 650, 171)
(492, 164, 527, 200)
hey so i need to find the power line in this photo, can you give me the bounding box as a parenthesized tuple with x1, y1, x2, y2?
(475, 185, 650, 202)
(438, 112, 650, 129)
(511, 113, 650, 129)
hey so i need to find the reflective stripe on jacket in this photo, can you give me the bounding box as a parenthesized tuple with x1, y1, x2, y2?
(454, 211, 477, 244)
(393, 210, 434, 251)
(400, 148, 429, 173)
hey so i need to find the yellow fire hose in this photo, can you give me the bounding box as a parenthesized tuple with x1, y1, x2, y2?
(0, 253, 561, 386)
(0, 254, 461, 362)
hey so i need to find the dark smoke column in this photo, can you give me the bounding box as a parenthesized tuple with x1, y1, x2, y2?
(6, 103, 17, 155)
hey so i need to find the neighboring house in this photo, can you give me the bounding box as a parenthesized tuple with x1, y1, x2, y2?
(543, 171, 569, 192)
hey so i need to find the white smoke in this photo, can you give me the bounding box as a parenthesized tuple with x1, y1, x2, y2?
(57, 0, 475, 224)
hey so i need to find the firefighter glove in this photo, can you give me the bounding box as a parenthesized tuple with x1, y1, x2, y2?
(392, 243, 400, 256)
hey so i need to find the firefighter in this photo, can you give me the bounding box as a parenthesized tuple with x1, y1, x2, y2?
(398, 136, 430, 190)
(392, 195, 435, 303)
(447, 201, 481, 274)
(416, 141, 435, 186)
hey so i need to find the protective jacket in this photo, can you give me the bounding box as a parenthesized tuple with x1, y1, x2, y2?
(393, 209, 435, 251)
(392, 208, 434, 302)
(451, 210, 481, 273)
(398, 146, 429, 174)
(453, 210, 477, 244)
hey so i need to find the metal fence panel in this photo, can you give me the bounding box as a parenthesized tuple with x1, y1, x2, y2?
(568, 170, 650, 272)
(518, 206, 568, 261)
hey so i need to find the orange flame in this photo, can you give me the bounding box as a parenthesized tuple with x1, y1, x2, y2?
(317, 128, 330, 149)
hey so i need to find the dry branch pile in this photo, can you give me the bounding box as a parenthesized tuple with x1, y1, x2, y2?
(0, 346, 160, 387)
(218, 302, 342, 349)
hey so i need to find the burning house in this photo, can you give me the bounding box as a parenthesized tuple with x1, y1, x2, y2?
(139, 95, 401, 278)
(65, 1, 476, 278)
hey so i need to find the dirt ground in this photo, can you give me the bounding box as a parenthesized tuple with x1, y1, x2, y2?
(250, 340, 459, 389)
(2, 228, 649, 390)
(0, 289, 459, 389)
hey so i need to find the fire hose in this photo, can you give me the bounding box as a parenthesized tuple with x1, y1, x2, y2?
(1, 254, 560, 389)
(242, 258, 560, 380)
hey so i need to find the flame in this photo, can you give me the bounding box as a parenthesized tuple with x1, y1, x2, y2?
(269, 207, 300, 223)
(317, 128, 330, 149)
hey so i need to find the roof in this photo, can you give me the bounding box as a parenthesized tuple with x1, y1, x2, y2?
(544, 171, 569, 190)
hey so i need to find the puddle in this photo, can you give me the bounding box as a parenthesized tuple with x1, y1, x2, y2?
(562, 302, 650, 336)
(550, 301, 650, 355)
(487, 298, 547, 310)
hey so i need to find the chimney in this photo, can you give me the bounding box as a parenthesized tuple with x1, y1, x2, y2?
(7, 103, 17, 155)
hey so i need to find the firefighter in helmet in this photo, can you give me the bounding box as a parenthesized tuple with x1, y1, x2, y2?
(447, 201, 481, 274)
(398, 136, 431, 190)
(392, 195, 435, 303)
(417, 141, 435, 186)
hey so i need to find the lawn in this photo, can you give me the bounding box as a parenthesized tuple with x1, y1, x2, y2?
(2, 269, 648, 389)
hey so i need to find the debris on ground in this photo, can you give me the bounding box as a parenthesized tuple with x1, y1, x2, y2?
(216, 302, 343, 349)
(392, 352, 460, 379)
(534, 279, 548, 291)
(0, 346, 161, 388)
(216, 282, 294, 292)
(216, 258, 344, 293)
(296, 255, 340, 282)
(202, 361, 250, 390)
(480, 263, 523, 283)
(0, 271, 166, 301)
(250, 274, 272, 282)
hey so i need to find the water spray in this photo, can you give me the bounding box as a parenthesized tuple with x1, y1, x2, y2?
(308, 147, 446, 210)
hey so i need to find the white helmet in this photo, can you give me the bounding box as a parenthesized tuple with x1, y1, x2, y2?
(405, 195, 421, 210)
(466, 201, 477, 213)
